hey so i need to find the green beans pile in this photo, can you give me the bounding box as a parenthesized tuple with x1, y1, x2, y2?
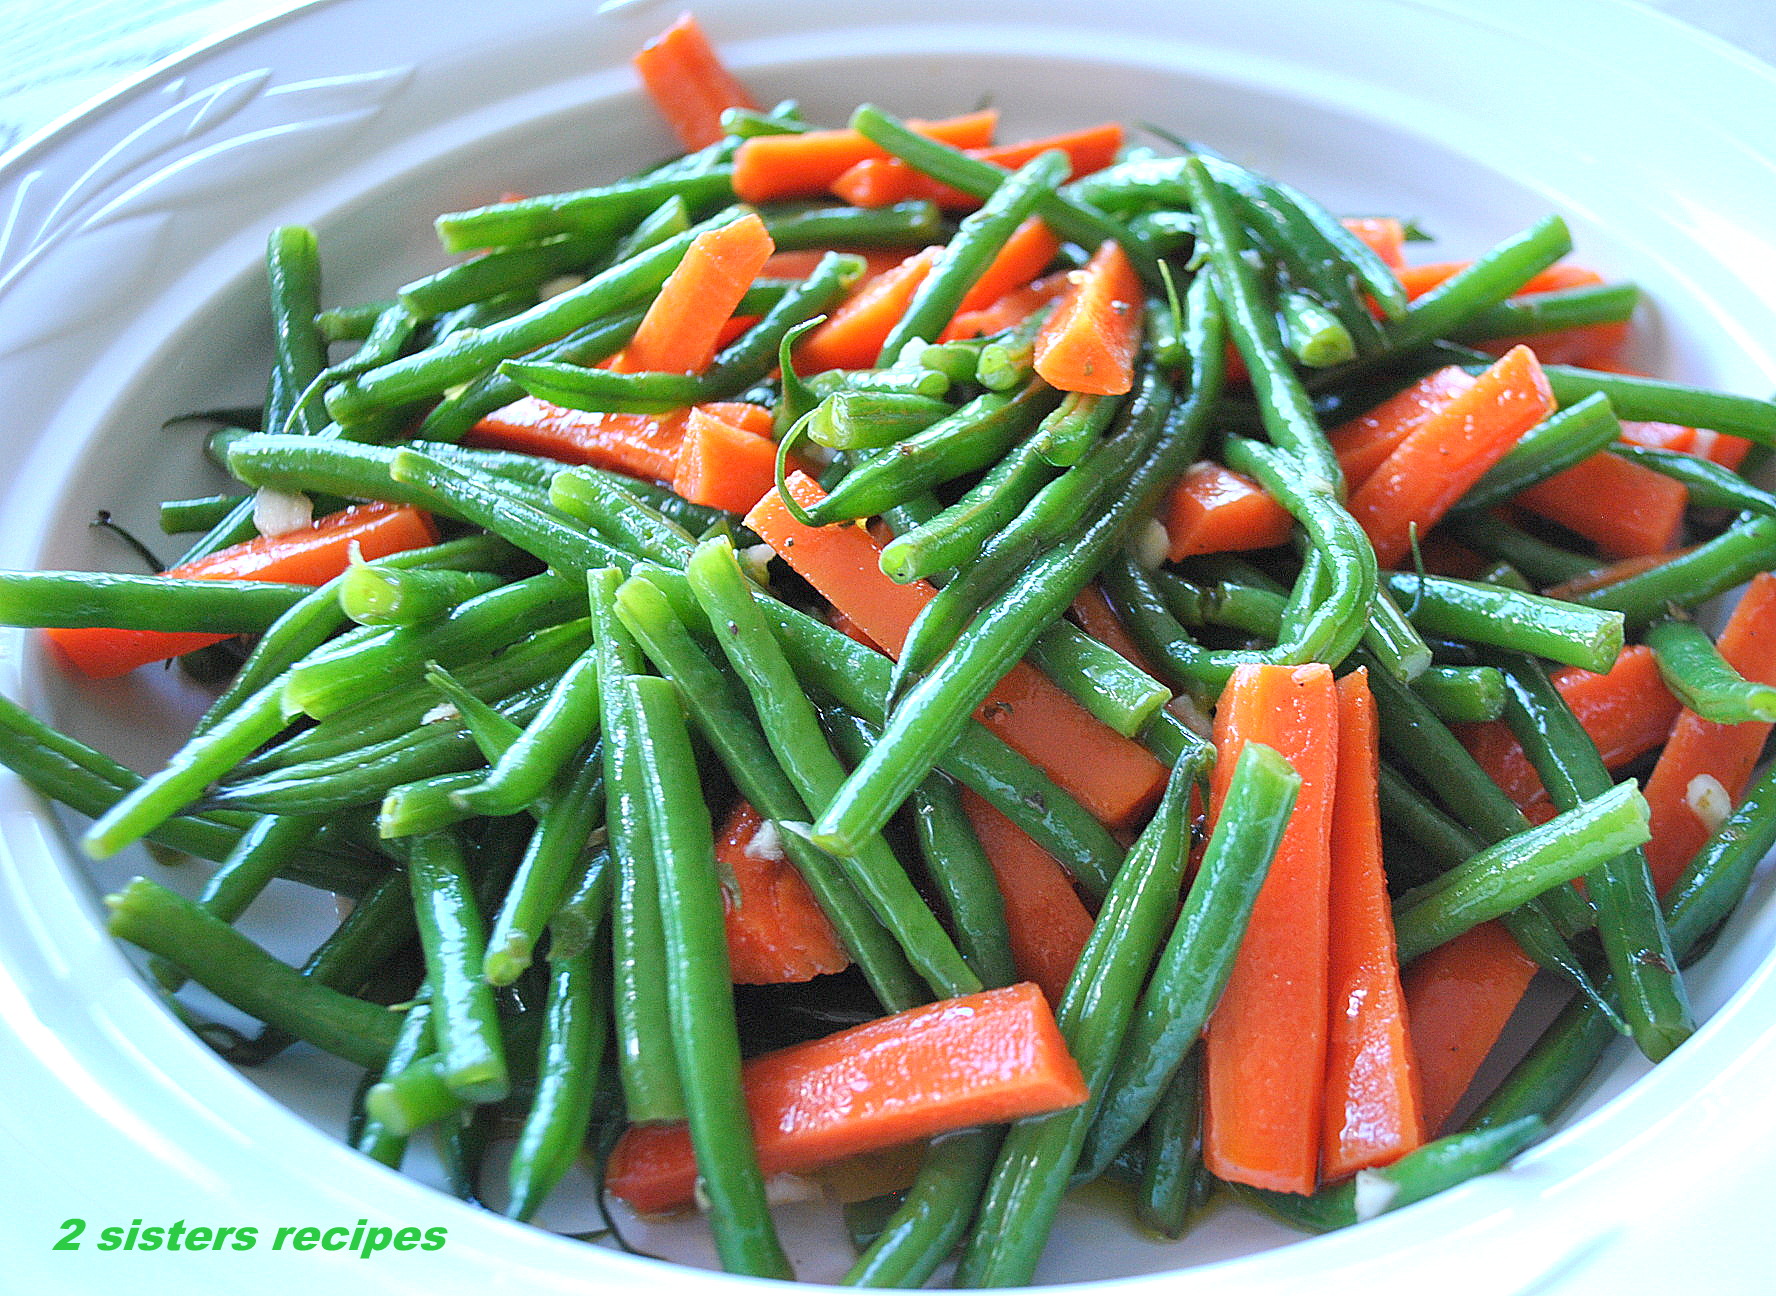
(5, 74, 1776, 1291)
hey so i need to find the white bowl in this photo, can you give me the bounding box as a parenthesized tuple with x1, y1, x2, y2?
(4, 0, 1776, 1291)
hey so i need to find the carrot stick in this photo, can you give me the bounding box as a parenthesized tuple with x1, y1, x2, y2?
(959, 791, 1094, 1005)
(716, 800, 850, 984)
(1513, 449, 1688, 559)
(465, 397, 770, 479)
(1542, 549, 1692, 602)
(631, 13, 759, 152)
(1329, 366, 1479, 491)
(829, 123, 1125, 209)
(941, 270, 1071, 342)
(1401, 921, 1540, 1135)
(1032, 241, 1143, 396)
(1455, 644, 1681, 811)
(672, 406, 794, 514)
(1321, 669, 1424, 1179)
(1346, 345, 1555, 567)
(1341, 217, 1407, 271)
(1203, 662, 1338, 1195)
(732, 110, 999, 204)
(605, 980, 1088, 1212)
(746, 472, 1168, 829)
(951, 217, 1062, 317)
(1397, 259, 1605, 303)
(615, 213, 775, 375)
(46, 502, 438, 679)
(1642, 573, 1776, 895)
(1160, 460, 1295, 561)
(792, 246, 941, 372)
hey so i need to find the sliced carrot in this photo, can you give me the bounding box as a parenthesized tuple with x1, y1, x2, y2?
(631, 13, 759, 152)
(1203, 662, 1338, 1196)
(951, 217, 1062, 317)
(671, 406, 792, 514)
(1321, 669, 1423, 1179)
(1347, 345, 1554, 567)
(1642, 573, 1776, 895)
(745, 472, 1168, 829)
(46, 503, 438, 679)
(1397, 259, 1605, 303)
(1455, 645, 1681, 811)
(792, 246, 942, 372)
(1329, 366, 1479, 491)
(716, 800, 850, 984)
(1402, 921, 1540, 1135)
(1541, 548, 1690, 602)
(959, 791, 1094, 1005)
(1032, 241, 1143, 396)
(1161, 461, 1294, 562)
(829, 122, 1125, 209)
(942, 270, 1072, 341)
(606, 981, 1088, 1212)
(1514, 449, 1688, 559)
(1341, 216, 1407, 271)
(1070, 585, 1161, 679)
(615, 212, 775, 375)
(1619, 420, 1697, 453)
(732, 110, 999, 204)
(465, 398, 770, 480)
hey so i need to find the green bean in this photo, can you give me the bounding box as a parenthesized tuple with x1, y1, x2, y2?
(807, 365, 952, 400)
(1363, 582, 1434, 682)
(268, 225, 328, 436)
(421, 661, 526, 762)
(364, 1053, 463, 1136)
(1136, 1049, 1210, 1238)
(401, 830, 508, 1101)
(1441, 511, 1595, 584)
(879, 150, 1070, 361)
(586, 468, 733, 537)
(499, 361, 705, 414)
(0, 571, 308, 632)
(1412, 664, 1507, 724)
(1389, 215, 1572, 352)
(1034, 390, 1122, 467)
(1609, 441, 1776, 517)
(483, 751, 606, 985)
(318, 299, 391, 343)
(720, 105, 809, 137)
(1542, 365, 1776, 443)
(623, 674, 794, 1279)
(845, 1129, 1002, 1287)
(401, 232, 615, 319)
(1078, 742, 1299, 1181)
(1280, 287, 1356, 367)
(226, 434, 491, 513)
(831, 711, 1017, 989)
(354, 998, 433, 1166)
(546, 468, 697, 564)
(1154, 569, 1285, 638)
(689, 538, 978, 998)
(763, 201, 944, 250)
(703, 252, 863, 394)
(327, 209, 743, 426)
(1378, 764, 1484, 886)
(433, 170, 735, 253)
(975, 307, 1051, 392)
(1235, 1117, 1546, 1233)
(453, 625, 602, 819)
(1381, 571, 1624, 673)
(797, 381, 1061, 526)
(914, 336, 987, 385)
(1022, 623, 1172, 738)
(1125, 208, 1196, 255)
(544, 842, 614, 962)
(1454, 282, 1639, 344)
(1450, 393, 1623, 517)
(1645, 616, 1776, 723)
(1392, 780, 1650, 962)
(1562, 516, 1776, 626)
(613, 572, 925, 1011)
(106, 877, 399, 1069)
(506, 941, 608, 1221)
(1488, 652, 1692, 1059)
(879, 436, 1060, 583)
(339, 566, 501, 627)
(803, 390, 957, 451)
(158, 493, 240, 535)
(848, 105, 1160, 280)
(954, 755, 1199, 1287)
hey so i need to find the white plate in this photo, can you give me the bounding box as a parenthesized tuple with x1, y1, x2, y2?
(4, 0, 1776, 1291)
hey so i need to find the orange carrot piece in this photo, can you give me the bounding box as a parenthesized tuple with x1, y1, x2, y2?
(745, 473, 1168, 828)
(615, 213, 775, 375)
(1321, 670, 1424, 1180)
(1455, 645, 1681, 811)
(1398, 259, 1605, 303)
(829, 123, 1126, 209)
(732, 111, 999, 204)
(1619, 420, 1698, 453)
(1161, 461, 1295, 561)
(1347, 345, 1555, 567)
(941, 270, 1071, 341)
(606, 981, 1088, 1212)
(1541, 548, 1691, 602)
(1642, 573, 1776, 895)
(1070, 585, 1161, 678)
(1203, 662, 1339, 1195)
(671, 406, 790, 514)
(959, 791, 1094, 1005)
(716, 800, 850, 984)
(792, 246, 942, 372)
(46, 503, 438, 679)
(1341, 217, 1407, 271)
(1329, 366, 1479, 491)
(1514, 449, 1688, 559)
(1402, 921, 1540, 1135)
(1032, 241, 1143, 396)
(631, 13, 759, 152)
(952, 217, 1062, 317)
(465, 398, 769, 480)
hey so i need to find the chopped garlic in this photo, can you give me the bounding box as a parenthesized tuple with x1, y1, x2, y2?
(1686, 773, 1732, 834)
(253, 487, 313, 537)
(747, 817, 786, 863)
(1131, 519, 1169, 569)
(1352, 1170, 1400, 1221)
(421, 701, 460, 726)
(538, 273, 586, 300)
